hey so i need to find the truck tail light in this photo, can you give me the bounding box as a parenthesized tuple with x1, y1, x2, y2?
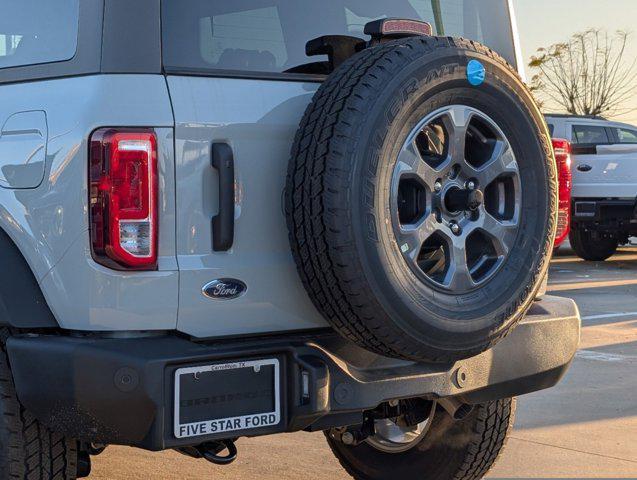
(552, 139, 572, 248)
(89, 129, 158, 270)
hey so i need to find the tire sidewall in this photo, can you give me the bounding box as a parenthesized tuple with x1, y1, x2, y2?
(570, 227, 618, 261)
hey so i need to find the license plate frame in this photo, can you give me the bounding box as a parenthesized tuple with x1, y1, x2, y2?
(174, 358, 281, 439)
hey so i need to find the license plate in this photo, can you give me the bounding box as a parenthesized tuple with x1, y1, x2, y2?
(174, 358, 281, 439)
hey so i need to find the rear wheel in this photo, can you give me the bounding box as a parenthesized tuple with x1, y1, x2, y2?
(326, 398, 515, 480)
(0, 333, 78, 480)
(570, 227, 618, 261)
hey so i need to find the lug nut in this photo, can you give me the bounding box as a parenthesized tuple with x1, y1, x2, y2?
(450, 222, 461, 235)
(466, 180, 476, 190)
(434, 181, 442, 193)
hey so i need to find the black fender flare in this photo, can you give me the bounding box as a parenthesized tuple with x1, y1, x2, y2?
(0, 227, 58, 328)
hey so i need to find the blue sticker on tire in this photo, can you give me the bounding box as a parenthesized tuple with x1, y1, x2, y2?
(467, 60, 486, 86)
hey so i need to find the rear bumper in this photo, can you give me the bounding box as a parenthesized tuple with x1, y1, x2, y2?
(572, 198, 637, 234)
(7, 295, 580, 451)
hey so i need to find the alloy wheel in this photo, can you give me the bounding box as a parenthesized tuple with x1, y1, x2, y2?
(390, 105, 521, 294)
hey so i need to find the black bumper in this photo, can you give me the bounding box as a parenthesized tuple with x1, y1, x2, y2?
(7, 295, 580, 451)
(572, 198, 637, 233)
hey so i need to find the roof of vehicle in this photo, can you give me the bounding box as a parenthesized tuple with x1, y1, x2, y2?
(544, 113, 607, 121)
(544, 113, 637, 130)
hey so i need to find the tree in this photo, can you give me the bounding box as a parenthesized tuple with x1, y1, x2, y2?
(529, 29, 636, 117)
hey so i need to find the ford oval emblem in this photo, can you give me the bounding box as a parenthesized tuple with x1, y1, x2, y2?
(202, 279, 247, 300)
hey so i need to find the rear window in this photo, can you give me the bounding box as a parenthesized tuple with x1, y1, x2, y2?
(547, 123, 555, 136)
(0, 0, 79, 70)
(572, 125, 610, 145)
(161, 0, 517, 75)
(616, 128, 637, 144)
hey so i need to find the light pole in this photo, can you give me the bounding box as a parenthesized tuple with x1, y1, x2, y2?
(431, 0, 444, 35)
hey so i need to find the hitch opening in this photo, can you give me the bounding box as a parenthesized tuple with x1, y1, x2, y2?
(175, 439, 238, 466)
(329, 398, 436, 447)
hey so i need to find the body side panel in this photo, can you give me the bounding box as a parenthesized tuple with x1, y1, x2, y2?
(566, 120, 637, 199)
(0, 110, 48, 189)
(0, 75, 178, 331)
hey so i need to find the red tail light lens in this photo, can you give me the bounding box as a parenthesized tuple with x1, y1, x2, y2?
(552, 138, 572, 247)
(89, 129, 158, 270)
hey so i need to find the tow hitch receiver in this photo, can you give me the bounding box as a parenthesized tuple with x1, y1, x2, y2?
(176, 439, 238, 466)
(330, 399, 435, 447)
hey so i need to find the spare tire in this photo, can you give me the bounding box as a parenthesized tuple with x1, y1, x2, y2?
(285, 36, 557, 363)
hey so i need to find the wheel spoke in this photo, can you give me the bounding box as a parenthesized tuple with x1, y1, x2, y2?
(473, 141, 518, 188)
(443, 237, 476, 291)
(440, 105, 473, 162)
(476, 209, 519, 256)
(396, 141, 439, 188)
(396, 214, 437, 262)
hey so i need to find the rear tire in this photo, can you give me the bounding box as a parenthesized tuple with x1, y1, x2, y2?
(0, 334, 78, 480)
(326, 399, 515, 480)
(570, 227, 618, 261)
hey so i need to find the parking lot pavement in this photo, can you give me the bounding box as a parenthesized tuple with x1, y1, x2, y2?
(487, 246, 637, 478)
(90, 246, 637, 479)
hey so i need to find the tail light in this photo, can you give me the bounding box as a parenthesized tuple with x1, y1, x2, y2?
(89, 129, 158, 270)
(552, 138, 572, 247)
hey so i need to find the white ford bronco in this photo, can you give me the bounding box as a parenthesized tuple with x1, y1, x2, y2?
(0, 1, 579, 479)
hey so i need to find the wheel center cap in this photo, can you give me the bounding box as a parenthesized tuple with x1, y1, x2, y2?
(444, 187, 484, 213)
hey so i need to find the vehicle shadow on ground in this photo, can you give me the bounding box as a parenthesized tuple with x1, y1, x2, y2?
(512, 338, 637, 430)
(581, 316, 637, 327)
(552, 248, 637, 265)
(580, 337, 637, 357)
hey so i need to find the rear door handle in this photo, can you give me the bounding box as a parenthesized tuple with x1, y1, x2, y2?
(211, 143, 235, 251)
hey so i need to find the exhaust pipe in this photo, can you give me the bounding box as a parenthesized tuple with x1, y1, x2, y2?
(439, 397, 474, 421)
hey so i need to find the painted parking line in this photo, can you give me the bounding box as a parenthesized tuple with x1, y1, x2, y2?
(551, 253, 637, 264)
(576, 350, 637, 362)
(581, 311, 637, 321)
(547, 278, 637, 292)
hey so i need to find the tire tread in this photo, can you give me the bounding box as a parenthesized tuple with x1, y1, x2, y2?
(451, 399, 516, 480)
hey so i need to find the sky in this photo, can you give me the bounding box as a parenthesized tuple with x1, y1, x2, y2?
(513, 0, 637, 125)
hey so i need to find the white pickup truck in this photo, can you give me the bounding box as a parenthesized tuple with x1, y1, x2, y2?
(546, 114, 637, 260)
